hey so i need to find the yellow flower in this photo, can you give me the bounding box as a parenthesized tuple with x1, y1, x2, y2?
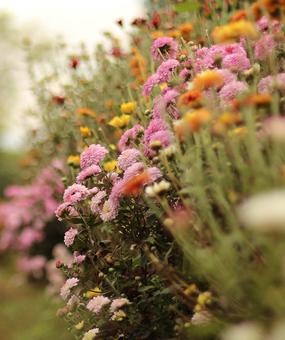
(167, 29, 181, 38)
(84, 287, 102, 299)
(184, 284, 198, 296)
(108, 115, 131, 128)
(103, 160, 118, 172)
(150, 30, 165, 40)
(120, 101, 137, 114)
(160, 83, 168, 91)
(67, 155, 80, 167)
(75, 321, 84, 330)
(109, 144, 117, 151)
(197, 291, 212, 306)
(212, 20, 258, 43)
(80, 126, 92, 137)
(76, 107, 96, 117)
(111, 310, 127, 321)
(193, 70, 224, 91)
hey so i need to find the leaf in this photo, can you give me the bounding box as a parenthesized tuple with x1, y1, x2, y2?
(175, 1, 200, 13)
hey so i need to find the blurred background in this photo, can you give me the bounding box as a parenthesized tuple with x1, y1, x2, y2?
(0, 1, 143, 339)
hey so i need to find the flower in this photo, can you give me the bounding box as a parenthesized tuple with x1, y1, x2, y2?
(110, 298, 131, 313)
(86, 295, 111, 314)
(90, 190, 107, 214)
(120, 101, 137, 113)
(143, 73, 160, 96)
(193, 70, 224, 91)
(63, 184, 89, 204)
(178, 90, 202, 108)
(76, 165, 101, 183)
(219, 81, 248, 102)
(80, 126, 92, 138)
(262, 116, 285, 141)
(84, 287, 102, 299)
(221, 323, 264, 340)
(238, 190, 285, 233)
(80, 144, 108, 169)
(111, 309, 127, 321)
(60, 277, 79, 300)
(108, 114, 131, 128)
(82, 328, 100, 340)
(64, 228, 78, 247)
(76, 107, 96, 117)
(254, 34, 276, 60)
(156, 59, 180, 83)
(100, 198, 119, 221)
(151, 37, 178, 62)
(145, 180, 170, 197)
(103, 160, 118, 172)
(222, 53, 250, 72)
(55, 202, 78, 221)
(118, 124, 144, 151)
(67, 155, 80, 167)
(118, 148, 141, 170)
(212, 20, 258, 43)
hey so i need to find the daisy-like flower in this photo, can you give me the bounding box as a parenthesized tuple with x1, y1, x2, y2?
(86, 295, 111, 314)
(64, 228, 78, 247)
(151, 37, 178, 62)
(80, 144, 108, 170)
(63, 184, 89, 204)
(60, 277, 79, 300)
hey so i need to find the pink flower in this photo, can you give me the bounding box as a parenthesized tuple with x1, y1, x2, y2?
(17, 255, 46, 278)
(64, 228, 78, 247)
(73, 251, 86, 264)
(86, 295, 111, 314)
(151, 37, 178, 62)
(80, 144, 108, 169)
(55, 202, 78, 221)
(90, 190, 107, 214)
(143, 73, 160, 96)
(219, 81, 248, 102)
(156, 59, 180, 83)
(153, 88, 180, 119)
(118, 148, 141, 170)
(99, 198, 119, 221)
(254, 34, 276, 61)
(222, 53, 250, 72)
(18, 228, 43, 250)
(123, 162, 145, 181)
(63, 184, 89, 204)
(118, 124, 144, 151)
(110, 298, 130, 313)
(76, 165, 101, 183)
(216, 69, 237, 84)
(60, 277, 79, 300)
(179, 68, 191, 81)
(258, 74, 285, 93)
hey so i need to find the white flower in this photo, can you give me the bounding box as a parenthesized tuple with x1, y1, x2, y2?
(238, 190, 285, 232)
(110, 298, 130, 313)
(82, 328, 99, 340)
(60, 277, 79, 300)
(221, 322, 264, 340)
(145, 180, 171, 197)
(86, 295, 111, 314)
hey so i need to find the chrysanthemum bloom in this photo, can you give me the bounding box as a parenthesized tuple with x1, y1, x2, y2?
(63, 184, 89, 204)
(73, 251, 86, 264)
(229, 10, 248, 22)
(103, 160, 118, 172)
(216, 69, 237, 85)
(219, 81, 248, 102)
(120, 101, 137, 113)
(178, 23, 193, 41)
(76, 165, 101, 183)
(153, 88, 180, 119)
(80, 144, 108, 169)
(212, 20, 258, 43)
(60, 277, 79, 300)
(222, 53, 250, 72)
(178, 90, 202, 108)
(179, 68, 191, 81)
(193, 70, 224, 91)
(110, 298, 131, 313)
(80, 126, 92, 138)
(261, 116, 285, 142)
(76, 107, 96, 117)
(64, 228, 78, 247)
(118, 124, 144, 151)
(143, 73, 160, 96)
(99, 198, 119, 221)
(254, 34, 276, 60)
(118, 148, 141, 170)
(55, 202, 78, 221)
(82, 328, 100, 340)
(258, 73, 285, 93)
(156, 59, 180, 83)
(183, 108, 212, 132)
(86, 295, 111, 314)
(129, 51, 146, 84)
(151, 37, 178, 62)
(90, 190, 107, 214)
(108, 114, 131, 128)
(67, 155, 80, 167)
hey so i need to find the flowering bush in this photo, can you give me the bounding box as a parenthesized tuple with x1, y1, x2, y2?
(2, 0, 285, 339)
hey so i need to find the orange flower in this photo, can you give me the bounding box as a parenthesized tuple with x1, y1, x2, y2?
(150, 31, 165, 40)
(229, 10, 248, 22)
(212, 20, 258, 43)
(76, 107, 96, 117)
(193, 70, 224, 91)
(167, 29, 181, 39)
(178, 23, 193, 41)
(178, 90, 202, 108)
(129, 51, 146, 84)
(261, 0, 285, 18)
(122, 171, 150, 196)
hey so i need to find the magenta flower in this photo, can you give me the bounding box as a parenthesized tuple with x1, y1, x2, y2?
(151, 37, 178, 62)
(80, 144, 108, 169)
(156, 59, 180, 82)
(63, 184, 89, 204)
(222, 53, 250, 72)
(143, 73, 160, 96)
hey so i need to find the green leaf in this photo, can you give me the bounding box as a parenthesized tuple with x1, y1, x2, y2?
(175, 1, 200, 13)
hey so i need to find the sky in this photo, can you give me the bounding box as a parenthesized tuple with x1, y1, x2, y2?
(0, 0, 144, 149)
